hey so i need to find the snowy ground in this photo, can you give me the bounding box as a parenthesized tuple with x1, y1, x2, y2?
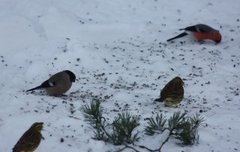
(0, 0, 240, 151)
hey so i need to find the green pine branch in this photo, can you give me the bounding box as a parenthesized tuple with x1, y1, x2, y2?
(82, 100, 140, 145)
(112, 113, 140, 145)
(174, 114, 204, 145)
(144, 113, 167, 135)
(142, 112, 204, 152)
(83, 100, 204, 152)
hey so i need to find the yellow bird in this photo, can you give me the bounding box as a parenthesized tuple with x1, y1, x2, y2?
(155, 76, 184, 107)
(13, 122, 44, 152)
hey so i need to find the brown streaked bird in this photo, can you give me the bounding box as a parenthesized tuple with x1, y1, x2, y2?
(155, 76, 184, 107)
(167, 24, 222, 44)
(26, 70, 76, 96)
(13, 122, 44, 152)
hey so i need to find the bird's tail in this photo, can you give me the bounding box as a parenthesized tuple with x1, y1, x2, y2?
(167, 32, 188, 42)
(26, 80, 51, 92)
(154, 97, 163, 102)
(26, 85, 43, 92)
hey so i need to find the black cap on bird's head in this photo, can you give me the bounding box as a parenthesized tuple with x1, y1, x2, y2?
(64, 70, 76, 82)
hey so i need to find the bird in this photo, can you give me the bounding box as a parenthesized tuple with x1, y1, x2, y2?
(26, 70, 76, 96)
(167, 24, 222, 44)
(155, 76, 184, 107)
(12, 122, 44, 152)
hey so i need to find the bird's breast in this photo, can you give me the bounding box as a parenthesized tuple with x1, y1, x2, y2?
(193, 32, 221, 42)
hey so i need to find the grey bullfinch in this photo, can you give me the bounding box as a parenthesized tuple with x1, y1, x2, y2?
(26, 70, 76, 96)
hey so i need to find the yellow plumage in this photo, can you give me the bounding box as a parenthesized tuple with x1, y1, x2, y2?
(13, 122, 44, 152)
(155, 76, 184, 107)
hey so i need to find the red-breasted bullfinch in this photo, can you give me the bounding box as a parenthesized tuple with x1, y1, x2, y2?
(167, 24, 222, 43)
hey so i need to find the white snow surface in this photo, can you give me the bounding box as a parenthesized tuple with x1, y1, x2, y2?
(0, 0, 240, 152)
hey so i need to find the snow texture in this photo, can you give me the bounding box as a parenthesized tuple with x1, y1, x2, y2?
(0, 0, 240, 152)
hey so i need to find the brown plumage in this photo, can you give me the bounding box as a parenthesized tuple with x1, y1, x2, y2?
(13, 122, 44, 152)
(155, 76, 184, 107)
(26, 70, 76, 96)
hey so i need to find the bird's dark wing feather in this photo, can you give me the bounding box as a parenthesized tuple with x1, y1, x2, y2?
(167, 32, 188, 42)
(181, 25, 198, 32)
(26, 80, 55, 92)
(183, 24, 214, 33)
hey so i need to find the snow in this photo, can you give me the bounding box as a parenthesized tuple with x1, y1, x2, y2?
(0, 0, 240, 151)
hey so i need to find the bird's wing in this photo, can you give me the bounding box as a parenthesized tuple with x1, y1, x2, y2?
(167, 32, 188, 42)
(13, 130, 39, 150)
(184, 24, 215, 33)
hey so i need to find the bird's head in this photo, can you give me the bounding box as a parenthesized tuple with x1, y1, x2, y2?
(173, 76, 184, 86)
(214, 31, 222, 44)
(65, 70, 76, 82)
(31, 122, 44, 132)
